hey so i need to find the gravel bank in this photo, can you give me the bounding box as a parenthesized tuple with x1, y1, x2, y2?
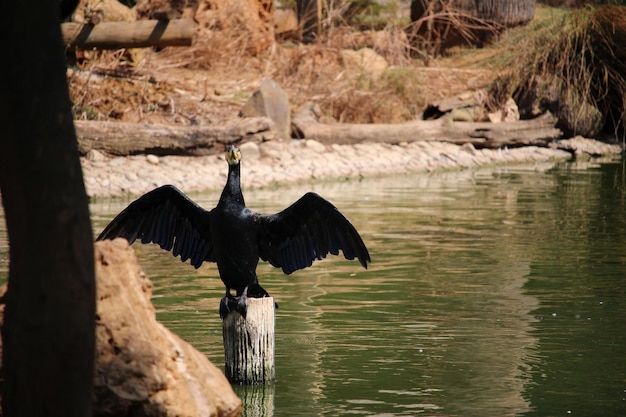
(82, 139, 576, 198)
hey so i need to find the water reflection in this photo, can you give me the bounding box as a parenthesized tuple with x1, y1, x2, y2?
(3, 158, 626, 416)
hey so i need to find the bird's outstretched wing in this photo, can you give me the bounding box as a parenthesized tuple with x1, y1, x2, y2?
(96, 185, 214, 268)
(257, 192, 370, 274)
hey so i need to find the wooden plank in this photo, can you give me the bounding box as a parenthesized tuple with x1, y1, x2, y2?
(61, 19, 194, 49)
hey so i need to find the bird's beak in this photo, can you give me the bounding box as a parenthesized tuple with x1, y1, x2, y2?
(227, 146, 241, 165)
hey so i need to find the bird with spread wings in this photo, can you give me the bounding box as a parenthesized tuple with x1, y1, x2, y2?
(97, 146, 370, 319)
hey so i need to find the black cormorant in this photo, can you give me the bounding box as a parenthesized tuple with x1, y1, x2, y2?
(97, 146, 370, 318)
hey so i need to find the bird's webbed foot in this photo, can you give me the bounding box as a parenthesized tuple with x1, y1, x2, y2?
(246, 283, 269, 298)
(247, 283, 279, 310)
(219, 288, 249, 320)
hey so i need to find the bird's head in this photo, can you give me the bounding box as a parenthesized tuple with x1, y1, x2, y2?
(226, 145, 242, 166)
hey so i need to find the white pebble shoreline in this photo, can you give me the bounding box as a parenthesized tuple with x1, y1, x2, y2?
(82, 139, 574, 198)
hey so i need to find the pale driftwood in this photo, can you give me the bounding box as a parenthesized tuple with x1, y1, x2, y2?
(75, 117, 274, 156)
(292, 103, 562, 148)
(222, 297, 275, 385)
(61, 19, 194, 49)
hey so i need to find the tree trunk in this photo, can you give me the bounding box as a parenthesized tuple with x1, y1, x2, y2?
(459, 0, 536, 26)
(410, 0, 536, 55)
(0, 1, 96, 416)
(297, 0, 320, 42)
(411, 0, 536, 26)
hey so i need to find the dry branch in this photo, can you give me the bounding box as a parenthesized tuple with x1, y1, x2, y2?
(62, 19, 194, 49)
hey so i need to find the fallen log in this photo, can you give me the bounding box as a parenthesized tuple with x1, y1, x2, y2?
(75, 117, 275, 156)
(61, 19, 194, 49)
(75, 105, 562, 156)
(292, 103, 562, 148)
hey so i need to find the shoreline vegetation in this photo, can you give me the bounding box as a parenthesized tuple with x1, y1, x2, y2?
(69, 2, 626, 200)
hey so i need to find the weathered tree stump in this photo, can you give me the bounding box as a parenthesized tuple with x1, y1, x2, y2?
(222, 297, 275, 385)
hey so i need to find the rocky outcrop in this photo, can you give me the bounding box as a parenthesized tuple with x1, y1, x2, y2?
(239, 79, 291, 140)
(0, 240, 242, 417)
(93, 239, 241, 416)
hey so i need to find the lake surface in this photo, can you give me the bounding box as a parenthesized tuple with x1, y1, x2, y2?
(3, 157, 626, 416)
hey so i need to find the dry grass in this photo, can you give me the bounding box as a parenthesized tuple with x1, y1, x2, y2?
(65, 2, 626, 142)
(66, 1, 499, 126)
(67, 49, 171, 121)
(489, 5, 626, 137)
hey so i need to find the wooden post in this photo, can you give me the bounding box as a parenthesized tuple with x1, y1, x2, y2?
(222, 297, 275, 385)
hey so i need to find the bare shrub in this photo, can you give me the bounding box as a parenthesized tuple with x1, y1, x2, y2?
(490, 5, 626, 137)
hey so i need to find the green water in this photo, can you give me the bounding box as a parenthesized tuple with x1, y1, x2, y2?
(4, 158, 626, 416)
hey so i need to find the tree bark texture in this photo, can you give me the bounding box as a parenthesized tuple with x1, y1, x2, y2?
(75, 116, 275, 155)
(409, 0, 536, 55)
(0, 1, 96, 416)
(62, 19, 194, 50)
(222, 297, 276, 385)
(411, 0, 536, 26)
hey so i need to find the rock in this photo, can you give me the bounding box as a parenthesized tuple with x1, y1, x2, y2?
(239, 141, 261, 160)
(73, 0, 136, 23)
(424, 90, 487, 121)
(87, 149, 107, 162)
(460, 142, 477, 155)
(502, 98, 520, 122)
(92, 239, 242, 416)
(449, 107, 481, 122)
(146, 154, 160, 165)
(488, 97, 520, 123)
(240, 79, 291, 140)
(551, 136, 622, 156)
(340, 48, 388, 82)
(274, 8, 298, 37)
(304, 139, 326, 153)
(0, 240, 242, 416)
